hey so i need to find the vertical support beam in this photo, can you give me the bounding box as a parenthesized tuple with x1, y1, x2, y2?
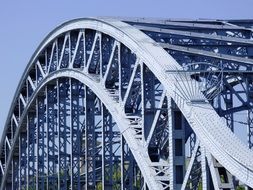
(85, 87, 96, 189)
(71, 79, 82, 189)
(171, 100, 185, 190)
(121, 136, 134, 190)
(121, 136, 124, 190)
(80, 83, 86, 189)
(134, 163, 142, 190)
(248, 109, 253, 149)
(168, 97, 175, 190)
(19, 127, 27, 189)
(36, 98, 39, 190)
(246, 76, 253, 150)
(58, 78, 70, 189)
(224, 91, 234, 131)
(141, 64, 156, 143)
(46, 85, 49, 189)
(27, 111, 36, 189)
(102, 105, 113, 190)
(201, 145, 208, 190)
(102, 105, 105, 190)
(246, 77, 253, 190)
(36, 95, 46, 190)
(69, 78, 73, 189)
(190, 133, 196, 156)
(37, 95, 48, 190)
(10, 112, 19, 189)
(94, 98, 103, 188)
(26, 114, 29, 190)
(85, 85, 88, 189)
(57, 79, 60, 190)
(12, 156, 19, 190)
(101, 101, 120, 190)
(46, 83, 58, 189)
(11, 116, 19, 189)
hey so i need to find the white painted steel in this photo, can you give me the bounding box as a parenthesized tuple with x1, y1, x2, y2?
(1, 18, 253, 189)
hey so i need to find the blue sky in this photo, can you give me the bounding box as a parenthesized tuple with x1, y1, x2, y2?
(0, 0, 253, 137)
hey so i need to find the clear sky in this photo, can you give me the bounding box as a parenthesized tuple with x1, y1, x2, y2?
(0, 0, 253, 137)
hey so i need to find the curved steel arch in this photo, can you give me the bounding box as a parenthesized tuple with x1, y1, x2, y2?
(1, 18, 253, 190)
(1, 69, 162, 189)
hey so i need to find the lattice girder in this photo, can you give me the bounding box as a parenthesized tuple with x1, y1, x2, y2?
(1, 18, 253, 190)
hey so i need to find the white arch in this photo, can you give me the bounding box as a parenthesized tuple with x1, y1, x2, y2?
(1, 18, 253, 189)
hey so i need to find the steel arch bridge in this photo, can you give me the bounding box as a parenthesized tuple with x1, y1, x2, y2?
(1, 17, 253, 190)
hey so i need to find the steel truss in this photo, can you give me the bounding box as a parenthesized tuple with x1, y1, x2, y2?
(1, 18, 253, 190)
